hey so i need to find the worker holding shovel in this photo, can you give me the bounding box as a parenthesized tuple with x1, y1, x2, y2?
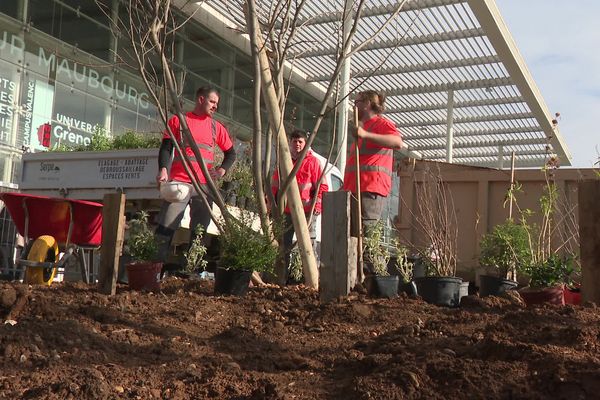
(343, 90, 404, 282)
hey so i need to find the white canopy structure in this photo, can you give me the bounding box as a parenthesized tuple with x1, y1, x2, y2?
(183, 0, 571, 168)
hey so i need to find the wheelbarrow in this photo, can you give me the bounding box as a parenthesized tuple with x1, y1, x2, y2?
(0, 192, 103, 285)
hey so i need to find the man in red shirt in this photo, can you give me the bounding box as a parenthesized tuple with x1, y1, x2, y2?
(343, 90, 403, 273)
(272, 130, 328, 283)
(155, 86, 236, 266)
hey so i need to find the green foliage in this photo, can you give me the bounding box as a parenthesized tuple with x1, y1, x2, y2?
(391, 239, 413, 283)
(49, 127, 160, 152)
(230, 161, 254, 200)
(220, 212, 277, 273)
(125, 211, 159, 262)
(523, 254, 577, 288)
(503, 182, 523, 209)
(184, 225, 208, 273)
(87, 125, 113, 151)
(363, 221, 390, 276)
(479, 219, 532, 279)
(288, 246, 303, 282)
(500, 162, 581, 287)
(222, 160, 255, 201)
(51, 142, 74, 152)
(112, 130, 161, 149)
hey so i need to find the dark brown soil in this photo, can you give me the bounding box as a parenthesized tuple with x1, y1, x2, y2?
(0, 279, 598, 399)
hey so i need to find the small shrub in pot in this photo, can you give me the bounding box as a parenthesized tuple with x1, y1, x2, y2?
(183, 225, 208, 274)
(216, 211, 277, 295)
(125, 211, 159, 263)
(125, 211, 162, 291)
(479, 219, 531, 280)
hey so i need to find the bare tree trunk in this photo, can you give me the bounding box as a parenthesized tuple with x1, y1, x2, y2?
(245, 0, 318, 288)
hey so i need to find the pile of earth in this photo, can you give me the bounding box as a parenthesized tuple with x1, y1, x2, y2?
(0, 278, 599, 399)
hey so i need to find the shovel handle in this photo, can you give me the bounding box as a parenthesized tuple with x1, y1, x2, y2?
(354, 106, 364, 284)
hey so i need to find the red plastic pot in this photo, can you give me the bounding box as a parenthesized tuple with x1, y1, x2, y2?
(126, 261, 162, 291)
(519, 285, 565, 306)
(564, 286, 582, 305)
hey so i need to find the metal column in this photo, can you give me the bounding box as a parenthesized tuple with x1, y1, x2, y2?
(335, 0, 354, 174)
(497, 144, 504, 169)
(445, 89, 455, 163)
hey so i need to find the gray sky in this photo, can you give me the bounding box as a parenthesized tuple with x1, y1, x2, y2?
(496, 0, 600, 168)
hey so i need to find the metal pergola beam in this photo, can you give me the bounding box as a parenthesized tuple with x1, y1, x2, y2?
(406, 126, 543, 140)
(309, 55, 502, 82)
(451, 148, 553, 159)
(396, 112, 535, 127)
(383, 77, 512, 96)
(386, 96, 525, 113)
(297, 27, 485, 58)
(455, 157, 553, 168)
(297, 0, 466, 26)
(415, 137, 548, 151)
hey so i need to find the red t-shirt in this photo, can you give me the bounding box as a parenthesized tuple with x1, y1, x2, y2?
(271, 150, 328, 214)
(164, 112, 233, 184)
(343, 115, 400, 196)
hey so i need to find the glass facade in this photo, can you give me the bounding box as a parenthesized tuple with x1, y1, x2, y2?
(0, 0, 334, 184)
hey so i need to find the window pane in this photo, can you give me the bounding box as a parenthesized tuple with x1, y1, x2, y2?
(29, 0, 112, 61)
(0, 58, 19, 147)
(0, 2, 19, 19)
(112, 106, 138, 134)
(18, 71, 55, 151)
(51, 82, 109, 148)
(0, 26, 24, 65)
(61, 0, 111, 26)
(135, 104, 161, 134)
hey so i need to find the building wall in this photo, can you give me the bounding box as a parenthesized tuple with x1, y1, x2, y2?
(396, 159, 596, 280)
(0, 0, 333, 186)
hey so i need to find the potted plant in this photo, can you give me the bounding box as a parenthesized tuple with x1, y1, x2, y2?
(520, 254, 577, 306)
(363, 221, 398, 298)
(516, 163, 581, 306)
(414, 246, 462, 307)
(181, 225, 209, 277)
(478, 219, 531, 296)
(563, 277, 582, 305)
(410, 165, 462, 307)
(215, 211, 278, 296)
(124, 211, 162, 291)
(391, 238, 416, 296)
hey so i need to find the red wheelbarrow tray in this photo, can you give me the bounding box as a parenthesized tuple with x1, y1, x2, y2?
(0, 192, 103, 247)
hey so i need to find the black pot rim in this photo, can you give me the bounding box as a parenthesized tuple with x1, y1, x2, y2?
(414, 276, 462, 283)
(372, 275, 400, 280)
(479, 274, 518, 284)
(217, 266, 252, 273)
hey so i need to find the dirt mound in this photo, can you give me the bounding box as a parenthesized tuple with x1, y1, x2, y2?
(0, 279, 598, 399)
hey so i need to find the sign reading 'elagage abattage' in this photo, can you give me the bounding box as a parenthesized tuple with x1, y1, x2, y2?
(20, 149, 158, 193)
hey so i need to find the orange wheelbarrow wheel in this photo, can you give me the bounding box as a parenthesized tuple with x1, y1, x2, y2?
(24, 235, 59, 286)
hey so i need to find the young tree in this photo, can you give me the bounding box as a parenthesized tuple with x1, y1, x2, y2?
(97, 0, 231, 232)
(100, 0, 409, 288)
(243, 0, 409, 287)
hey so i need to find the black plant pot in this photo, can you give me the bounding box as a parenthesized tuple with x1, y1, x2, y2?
(399, 280, 418, 296)
(478, 274, 518, 297)
(214, 267, 252, 296)
(414, 276, 462, 307)
(367, 275, 399, 298)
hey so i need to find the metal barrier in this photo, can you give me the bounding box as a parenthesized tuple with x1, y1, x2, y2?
(0, 182, 20, 280)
